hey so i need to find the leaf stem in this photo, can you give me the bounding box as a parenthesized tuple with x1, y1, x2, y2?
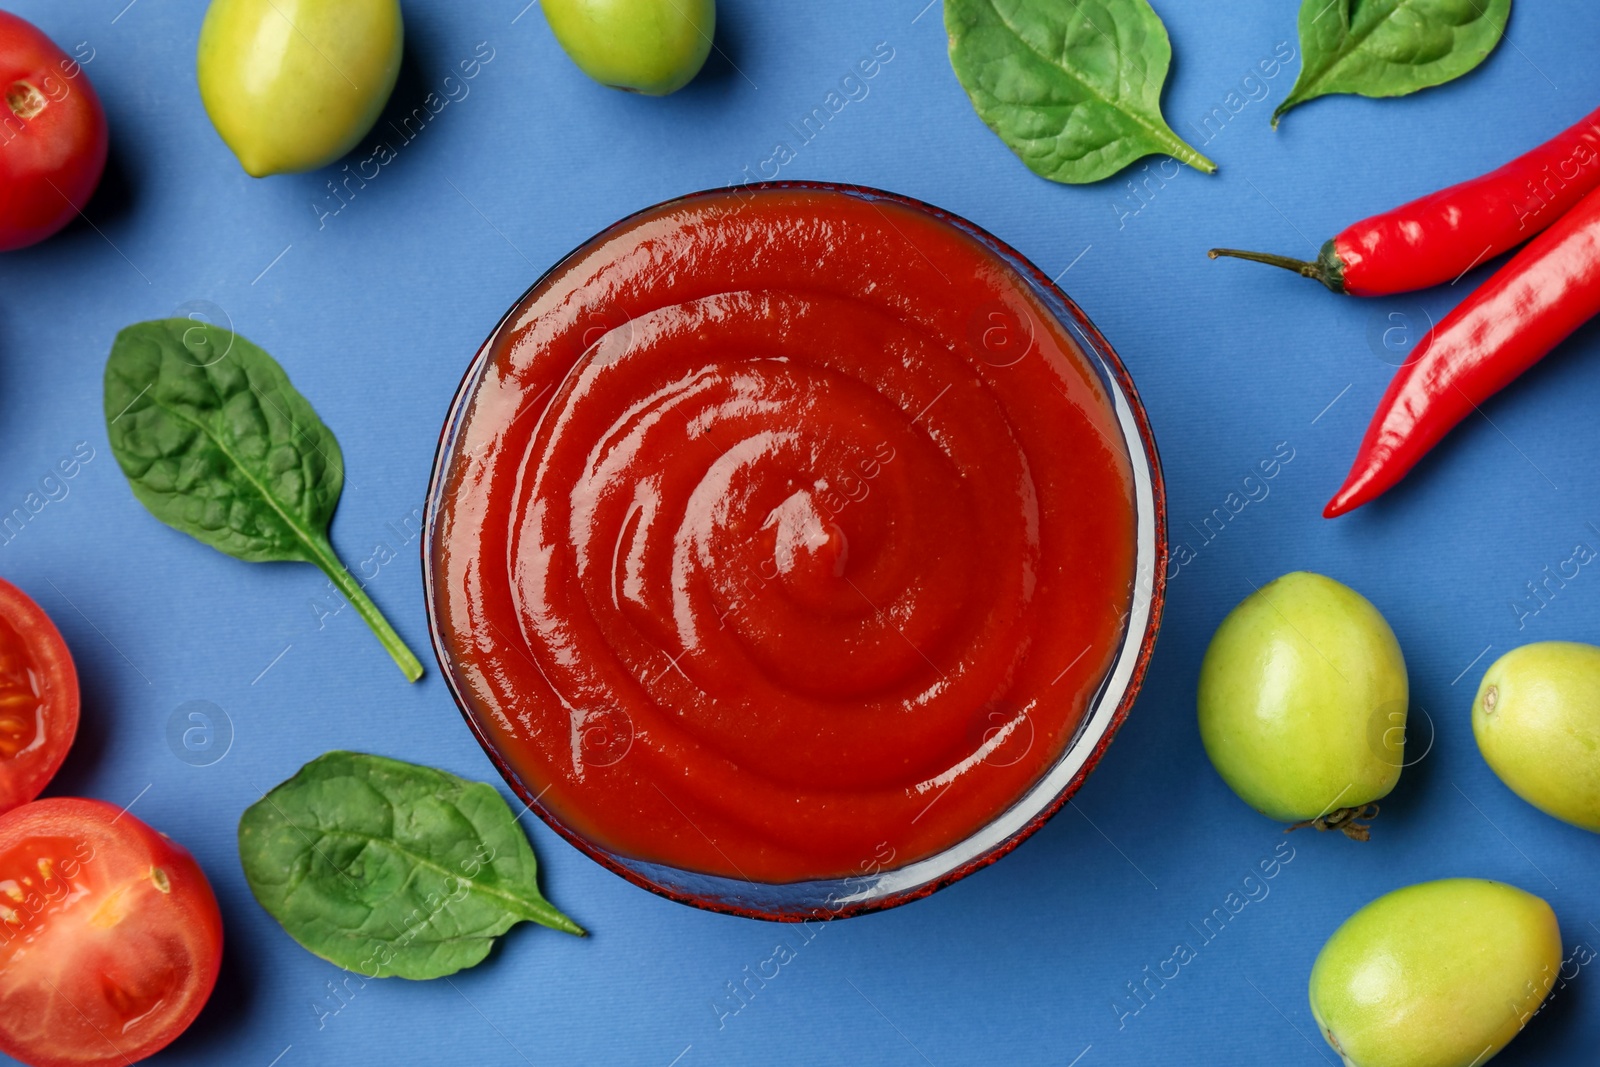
(308, 538, 425, 683)
(525, 900, 586, 937)
(1158, 130, 1216, 175)
(1271, 96, 1304, 129)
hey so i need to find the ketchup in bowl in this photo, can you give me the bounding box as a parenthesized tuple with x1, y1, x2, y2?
(426, 184, 1164, 915)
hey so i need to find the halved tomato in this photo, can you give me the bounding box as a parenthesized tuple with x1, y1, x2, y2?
(0, 578, 78, 814)
(0, 798, 223, 1067)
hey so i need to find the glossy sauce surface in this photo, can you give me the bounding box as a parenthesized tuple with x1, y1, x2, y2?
(431, 188, 1136, 882)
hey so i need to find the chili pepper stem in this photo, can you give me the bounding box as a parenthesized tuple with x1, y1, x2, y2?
(1209, 248, 1340, 291)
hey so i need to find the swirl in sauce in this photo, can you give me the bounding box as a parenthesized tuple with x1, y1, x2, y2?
(430, 188, 1136, 883)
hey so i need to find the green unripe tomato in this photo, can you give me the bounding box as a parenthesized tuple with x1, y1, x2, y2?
(1309, 878, 1561, 1067)
(1474, 641, 1600, 832)
(197, 0, 403, 177)
(1198, 572, 1408, 828)
(543, 0, 715, 96)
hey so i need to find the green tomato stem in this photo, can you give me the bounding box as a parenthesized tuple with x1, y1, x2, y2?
(308, 538, 425, 683)
(1286, 803, 1380, 842)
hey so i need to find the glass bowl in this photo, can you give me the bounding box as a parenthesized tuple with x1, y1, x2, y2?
(422, 182, 1167, 922)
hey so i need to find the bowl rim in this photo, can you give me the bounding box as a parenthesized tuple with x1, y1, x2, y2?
(420, 179, 1169, 922)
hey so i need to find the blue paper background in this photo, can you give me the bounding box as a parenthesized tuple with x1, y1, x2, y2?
(3, 1, 1599, 1064)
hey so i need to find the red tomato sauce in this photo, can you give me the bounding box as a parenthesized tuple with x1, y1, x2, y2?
(430, 187, 1136, 883)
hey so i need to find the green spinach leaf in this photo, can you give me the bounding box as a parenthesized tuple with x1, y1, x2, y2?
(945, 0, 1215, 185)
(104, 319, 423, 682)
(239, 751, 583, 980)
(1274, 0, 1511, 127)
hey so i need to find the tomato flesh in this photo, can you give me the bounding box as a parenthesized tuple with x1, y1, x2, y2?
(0, 579, 78, 815)
(0, 11, 109, 252)
(0, 615, 45, 759)
(0, 799, 222, 1067)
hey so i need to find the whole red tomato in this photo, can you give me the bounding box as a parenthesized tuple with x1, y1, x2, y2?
(0, 12, 108, 253)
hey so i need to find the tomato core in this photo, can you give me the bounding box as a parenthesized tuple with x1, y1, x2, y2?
(6, 81, 44, 120)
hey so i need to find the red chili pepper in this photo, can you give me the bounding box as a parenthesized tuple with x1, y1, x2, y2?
(1325, 183, 1600, 518)
(1210, 104, 1600, 296)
